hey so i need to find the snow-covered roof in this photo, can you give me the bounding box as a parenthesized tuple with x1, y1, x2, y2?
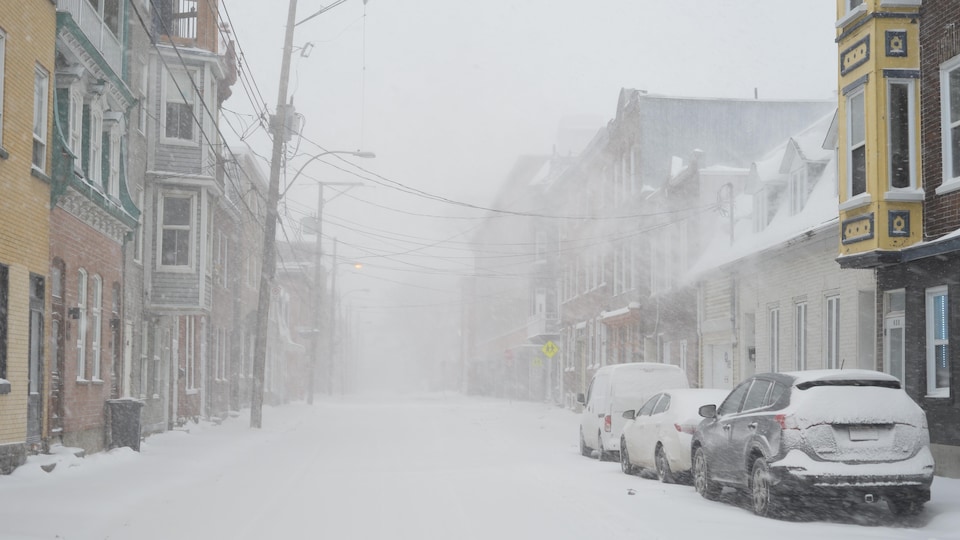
(685, 115, 839, 280)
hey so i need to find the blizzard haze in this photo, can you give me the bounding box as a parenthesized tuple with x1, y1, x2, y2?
(222, 0, 838, 392)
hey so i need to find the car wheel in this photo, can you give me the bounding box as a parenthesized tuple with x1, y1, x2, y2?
(620, 437, 634, 475)
(579, 429, 590, 457)
(655, 445, 675, 484)
(597, 433, 606, 461)
(693, 447, 721, 501)
(887, 497, 924, 517)
(750, 456, 780, 518)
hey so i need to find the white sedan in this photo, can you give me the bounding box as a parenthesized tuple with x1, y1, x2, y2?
(619, 388, 730, 483)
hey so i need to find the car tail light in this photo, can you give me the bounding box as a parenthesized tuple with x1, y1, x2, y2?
(604, 415, 612, 432)
(674, 423, 696, 434)
(775, 414, 798, 430)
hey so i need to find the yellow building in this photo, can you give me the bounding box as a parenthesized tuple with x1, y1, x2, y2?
(0, 4, 56, 471)
(836, 0, 923, 264)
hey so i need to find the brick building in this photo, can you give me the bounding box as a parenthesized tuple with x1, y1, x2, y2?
(51, 1, 140, 453)
(835, 0, 960, 477)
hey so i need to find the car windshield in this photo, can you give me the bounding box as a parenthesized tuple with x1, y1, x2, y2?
(5, 1, 960, 539)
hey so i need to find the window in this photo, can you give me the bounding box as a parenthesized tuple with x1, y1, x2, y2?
(926, 286, 950, 397)
(217, 326, 225, 380)
(637, 395, 661, 417)
(108, 130, 121, 198)
(826, 295, 841, 369)
(159, 194, 193, 268)
(0, 30, 5, 149)
(847, 89, 866, 198)
(789, 167, 807, 215)
(164, 68, 198, 142)
(138, 60, 148, 134)
(652, 394, 670, 415)
(718, 380, 750, 416)
(91, 275, 102, 380)
(679, 340, 687, 373)
(888, 79, 916, 190)
(941, 56, 960, 190)
(69, 92, 82, 159)
(795, 302, 807, 370)
(742, 379, 772, 411)
(0, 265, 7, 380)
(77, 269, 88, 380)
(185, 316, 196, 389)
(769, 308, 780, 372)
(134, 188, 144, 264)
(847, 0, 864, 11)
(139, 321, 149, 398)
(88, 106, 102, 183)
(884, 290, 906, 383)
(32, 66, 49, 171)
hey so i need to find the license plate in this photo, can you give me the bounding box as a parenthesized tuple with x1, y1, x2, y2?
(848, 426, 879, 441)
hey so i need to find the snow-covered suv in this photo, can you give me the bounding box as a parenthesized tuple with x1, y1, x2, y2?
(691, 370, 935, 518)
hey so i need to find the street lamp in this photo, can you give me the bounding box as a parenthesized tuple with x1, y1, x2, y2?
(251, 0, 364, 428)
(336, 287, 369, 394)
(282, 151, 373, 405)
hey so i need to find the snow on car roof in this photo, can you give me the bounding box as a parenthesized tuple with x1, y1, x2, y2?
(781, 369, 899, 386)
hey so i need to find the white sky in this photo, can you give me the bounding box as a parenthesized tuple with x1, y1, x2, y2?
(2, 395, 955, 539)
(222, 0, 840, 388)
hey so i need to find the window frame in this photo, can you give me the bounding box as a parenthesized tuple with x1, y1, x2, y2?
(88, 103, 103, 184)
(76, 269, 88, 381)
(161, 67, 200, 145)
(157, 192, 196, 271)
(940, 55, 960, 195)
(108, 128, 121, 199)
(795, 302, 807, 370)
(926, 286, 950, 398)
(32, 65, 49, 172)
(769, 307, 780, 372)
(91, 275, 102, 381)
(0, 29, 6, 150)
(826, 295, 841, 369)
(886, 77, 917, 193)
(846, 87, 867, 200)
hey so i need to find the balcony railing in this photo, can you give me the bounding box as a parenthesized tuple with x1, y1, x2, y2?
(57, 0, 123, 76)
(527, 313, 560, 340)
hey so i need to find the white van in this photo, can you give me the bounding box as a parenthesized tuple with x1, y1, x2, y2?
(578, 362, 689, 460)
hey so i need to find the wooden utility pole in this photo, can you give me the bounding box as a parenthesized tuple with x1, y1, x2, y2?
(251, 0, 297, 428)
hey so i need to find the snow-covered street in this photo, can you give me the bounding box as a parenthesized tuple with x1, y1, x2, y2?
(1, 394, 958, 539)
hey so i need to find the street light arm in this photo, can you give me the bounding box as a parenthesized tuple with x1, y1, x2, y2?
(295, 0, 351, 27)
(279, 150, 375, 199)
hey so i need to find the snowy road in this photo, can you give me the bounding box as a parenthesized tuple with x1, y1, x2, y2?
(1, 394, 959, 539)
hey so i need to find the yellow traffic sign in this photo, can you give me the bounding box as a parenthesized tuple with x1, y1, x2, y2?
(542, 340, 559, 358)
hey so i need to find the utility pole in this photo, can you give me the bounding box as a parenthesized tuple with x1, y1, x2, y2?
(328, 238, 338, 395)
(251, 0, 297, 428)
(306, 185, 325, 404)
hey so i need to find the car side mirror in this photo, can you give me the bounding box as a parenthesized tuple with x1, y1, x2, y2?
(699, 404, 717, 419)
(576, 393, 585, 405)
(622, 410, 635, 420)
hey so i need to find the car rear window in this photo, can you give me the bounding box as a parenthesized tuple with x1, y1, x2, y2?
(795, 379, 901, 390)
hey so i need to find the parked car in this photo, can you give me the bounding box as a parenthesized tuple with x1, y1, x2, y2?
(691, 370, 935, 518)
(619, 388, 730, 483)
(578, 362, 689, 461)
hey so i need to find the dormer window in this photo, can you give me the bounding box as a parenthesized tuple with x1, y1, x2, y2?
(789, 166, 808, 215)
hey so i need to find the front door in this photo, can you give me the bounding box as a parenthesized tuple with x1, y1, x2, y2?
(706, 344, 733, 389)
(27, 275, 44, 447)
(884, 313, 905, 383)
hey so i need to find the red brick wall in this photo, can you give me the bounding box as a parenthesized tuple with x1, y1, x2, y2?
(50, 207, 123, 440)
